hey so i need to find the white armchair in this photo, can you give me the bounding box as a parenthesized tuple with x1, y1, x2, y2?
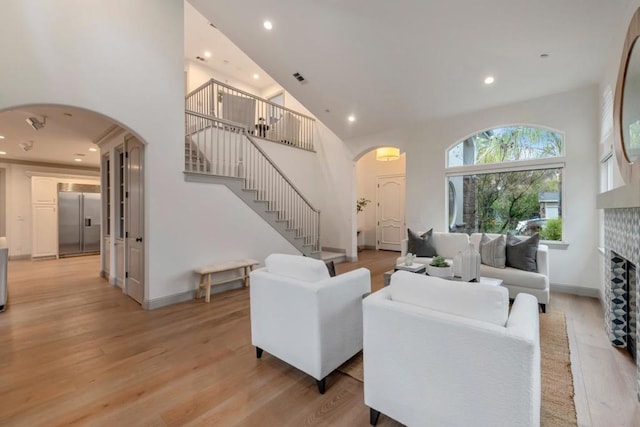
(364, 271, 540, 426)
(250, 253, 371, 393)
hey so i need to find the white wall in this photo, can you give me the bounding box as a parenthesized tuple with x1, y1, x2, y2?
(0, 162, 99, 257)
(0, 0, 355, 306)
(355, 151, 406, 248)
(185, 59, 263, 95)
(599, 0, 640, 191)
(347, 86, 601, 291)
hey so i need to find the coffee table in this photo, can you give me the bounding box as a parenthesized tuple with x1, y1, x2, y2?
(383, 268, 503, 288)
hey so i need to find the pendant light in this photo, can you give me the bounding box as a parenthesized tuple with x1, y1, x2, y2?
(376, 147, 400, 161)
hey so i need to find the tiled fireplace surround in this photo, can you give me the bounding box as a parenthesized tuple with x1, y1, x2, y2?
(603, 207, 640, 400)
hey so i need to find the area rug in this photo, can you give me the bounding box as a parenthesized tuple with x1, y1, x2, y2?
(337, 311, 577, 426)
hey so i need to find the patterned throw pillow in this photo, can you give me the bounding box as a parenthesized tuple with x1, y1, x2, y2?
(506, 233, 539, 272)
(479, 234, 506, 268)
(407, 228, 437, 257)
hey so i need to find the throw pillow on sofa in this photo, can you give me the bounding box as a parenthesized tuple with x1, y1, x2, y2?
(506, 233, 539, 272)
(479, 234, 506, 268)
(407, 228, 437, 257)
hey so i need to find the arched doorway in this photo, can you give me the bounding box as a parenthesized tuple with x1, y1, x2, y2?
(354, 147, 406, 252)
(0, 104, 146, 305)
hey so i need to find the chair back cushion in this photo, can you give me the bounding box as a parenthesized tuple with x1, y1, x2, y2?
(265, 253, 330, 282)
(389, 271, 509, 326)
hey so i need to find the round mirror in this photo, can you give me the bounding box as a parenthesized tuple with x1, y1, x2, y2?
(622, 38, 640, 163)
(614, 7, 640, 183)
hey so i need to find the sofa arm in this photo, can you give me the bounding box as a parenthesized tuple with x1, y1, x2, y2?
(505, 293, 540, 342)
(316, 268, 371, 376)
(400, 239, 408, 256)
(536, 244, 549, 277)
(363, 289, 540, 427)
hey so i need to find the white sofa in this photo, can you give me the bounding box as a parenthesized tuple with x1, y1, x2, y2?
(249, 253, 371, 393)
(400, 231, 549, 312)
(364, 271, 541, 426)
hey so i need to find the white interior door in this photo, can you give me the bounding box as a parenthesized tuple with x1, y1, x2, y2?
(126, 136, 144, 304)
(376, 175, 405, 251)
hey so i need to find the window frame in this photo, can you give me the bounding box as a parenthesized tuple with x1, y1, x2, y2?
(444, 125, 567, 246)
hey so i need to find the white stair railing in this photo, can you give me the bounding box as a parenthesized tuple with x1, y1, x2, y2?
(185, 110, 320, 253)
(186, 79, 315, 151)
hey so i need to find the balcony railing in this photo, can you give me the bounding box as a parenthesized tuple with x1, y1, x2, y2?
(186, 79, 315, 151)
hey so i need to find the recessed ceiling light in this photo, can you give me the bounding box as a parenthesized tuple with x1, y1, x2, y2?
(484, 76, 495, 85)
(89, 147, 97, 152)
(0, 151, 6, 155)
(348, 115, 356, 122)
(0, 135, 4, 139)
(204, 51, 211, 58)
(253, 73, 259, 80)
(74, 158, 82, 162)
(263, 20, 273, 30)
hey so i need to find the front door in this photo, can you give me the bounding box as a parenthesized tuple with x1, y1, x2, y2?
(376, 175, 405, 251)
(126, 136, 144, 304)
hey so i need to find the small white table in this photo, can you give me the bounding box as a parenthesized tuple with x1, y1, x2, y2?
(383, 269, 503, 288)
(451, 276, 503, 287)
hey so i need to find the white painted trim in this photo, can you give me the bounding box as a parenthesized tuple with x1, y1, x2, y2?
(24, 170, 100, 179)
(143, 289, 196, 310)
(550, 283, 600, 298)
(445, 158, 566, 177)
(94, 124, 124, 146)
(544, 241, 570, 250)
(143, 281, 246, 310)
(322, 246, 346, 254)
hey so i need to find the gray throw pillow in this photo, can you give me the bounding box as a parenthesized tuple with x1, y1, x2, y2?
(325, 260, 336, 277)
(506, 233, 539, 272)
(479, 234, 506, 268)
(407, 228, 437, 257)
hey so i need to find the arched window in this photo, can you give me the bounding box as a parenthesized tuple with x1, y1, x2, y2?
(446, 125, 564, 241)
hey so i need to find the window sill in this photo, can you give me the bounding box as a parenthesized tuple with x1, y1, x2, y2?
(542, 240, 569, 250)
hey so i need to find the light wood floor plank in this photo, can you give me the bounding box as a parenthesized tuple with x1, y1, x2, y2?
(0, 253, 638, 426)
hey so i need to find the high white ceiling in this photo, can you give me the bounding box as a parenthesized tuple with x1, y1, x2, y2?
(184, 1, 278, 91)
(0, 106, 113, 168)
(1, 2, 631, 168)
(189, 0, 633, 140)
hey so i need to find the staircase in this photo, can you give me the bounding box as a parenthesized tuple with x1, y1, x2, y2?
(184, 110, 321, 258)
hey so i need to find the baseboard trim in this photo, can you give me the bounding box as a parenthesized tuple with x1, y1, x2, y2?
(144, 281, 245, 310)
(144, 290, 197, 310)
(109, 277, 118, 286)
(550, 283, 600, 298)
(322, 246, 346, 254)
(8, 254, 30, 261)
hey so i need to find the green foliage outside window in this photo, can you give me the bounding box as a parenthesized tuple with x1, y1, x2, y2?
(447, 126, 563, 241)
(540, 218, 562, 241)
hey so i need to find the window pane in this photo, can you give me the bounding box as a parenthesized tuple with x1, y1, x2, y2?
(447, 126, 563, 167)
(448, 168, 562, 240)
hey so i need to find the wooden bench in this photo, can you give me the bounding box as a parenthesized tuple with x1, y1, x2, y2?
(195, 258, 260, 303)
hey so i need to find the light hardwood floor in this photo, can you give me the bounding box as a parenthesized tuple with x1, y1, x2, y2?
(0, 251, 638, 426)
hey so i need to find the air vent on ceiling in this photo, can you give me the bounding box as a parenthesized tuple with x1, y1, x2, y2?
(196, 56, 206, 62)
(293, 72, 306, 83)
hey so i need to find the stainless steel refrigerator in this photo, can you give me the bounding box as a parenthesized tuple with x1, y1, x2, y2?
(58, 184, 101, 256)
